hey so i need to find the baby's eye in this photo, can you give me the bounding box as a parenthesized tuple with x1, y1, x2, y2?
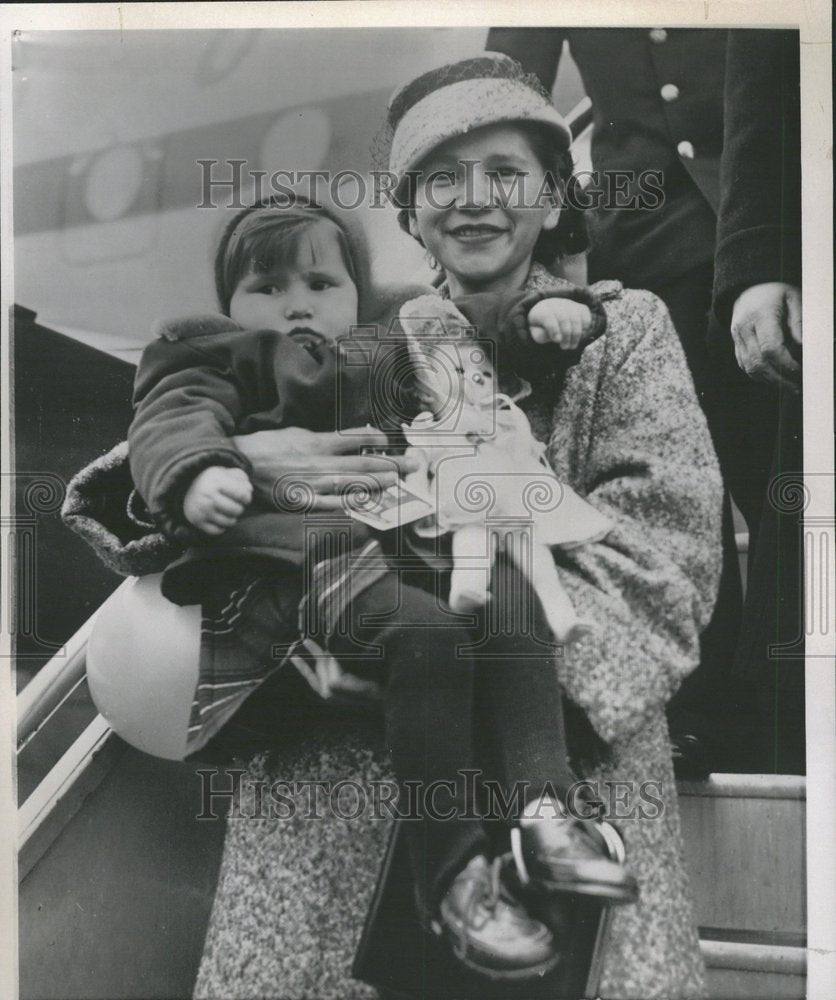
(428, 169, 455, 187)
(256, 283, 281, 295)
(309, 279, 334, 292)
(490, 166, 524, 179)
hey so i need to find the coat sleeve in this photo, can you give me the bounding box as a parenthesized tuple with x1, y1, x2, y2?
(452, 287, 607, 382)
(548, 290, 723, 746)
(128, 327, 252, 537)
(713, 30, 801, 327)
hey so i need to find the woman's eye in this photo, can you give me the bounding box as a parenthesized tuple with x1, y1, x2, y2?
(257, 283, 280, 295)
(309, 280, 333, 291)
(492, 166, 522, 179)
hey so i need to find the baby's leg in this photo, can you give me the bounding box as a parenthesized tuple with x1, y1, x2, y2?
(481, 553, 637, 904)
(474, 551, 579, 803)
(448, 523, 492, 613)
(329, 569, 487, 921)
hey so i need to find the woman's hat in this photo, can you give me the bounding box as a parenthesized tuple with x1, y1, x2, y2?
(387, 52, 572, 202)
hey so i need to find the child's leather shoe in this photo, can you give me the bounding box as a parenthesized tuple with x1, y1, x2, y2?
(434, 854, 561, 980)
(515, 813, 639, 905)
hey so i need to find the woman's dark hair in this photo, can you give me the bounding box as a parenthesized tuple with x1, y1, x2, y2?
(214, 201, 355, 315)
(514, 120, 590, 262)
(398, 119, 590, 266)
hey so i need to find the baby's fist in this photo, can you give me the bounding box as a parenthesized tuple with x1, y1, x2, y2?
(528, 298, 593, 350)
(183, 465, 252, 535)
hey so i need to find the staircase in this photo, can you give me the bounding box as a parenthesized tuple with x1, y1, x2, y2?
(17, 613, 808, 999)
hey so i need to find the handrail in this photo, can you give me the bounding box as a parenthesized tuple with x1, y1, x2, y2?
(701, 938, 807, 976)
(16, 578, 136, 749)
(678, 773, 806, 799)
(18, 713, 120, 881)
(16, 611, 97, 749)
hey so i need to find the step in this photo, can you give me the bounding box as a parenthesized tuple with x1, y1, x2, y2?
(680, 774, 806, 999)
(702, 938, 805, 1000)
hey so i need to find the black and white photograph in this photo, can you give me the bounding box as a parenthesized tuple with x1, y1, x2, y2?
(2, 3, 833, 998)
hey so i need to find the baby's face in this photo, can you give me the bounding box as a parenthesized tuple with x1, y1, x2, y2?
(229, 224, 358, 344)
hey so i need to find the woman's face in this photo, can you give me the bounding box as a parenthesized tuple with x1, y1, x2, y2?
(408, 122, 560, 296)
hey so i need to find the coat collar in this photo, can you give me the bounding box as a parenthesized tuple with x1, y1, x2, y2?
(437, 261, 579, 299)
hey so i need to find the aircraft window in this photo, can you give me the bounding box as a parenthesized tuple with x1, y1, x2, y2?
(84, 145, 145, 223)
(259, 107, 331, 175)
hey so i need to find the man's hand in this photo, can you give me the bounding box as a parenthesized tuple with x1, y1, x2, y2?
(182, 466, 253, 535)
(527, 298, 593, 349)
(730, 282, 802, 393)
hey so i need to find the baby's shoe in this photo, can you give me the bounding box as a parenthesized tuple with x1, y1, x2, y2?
(434, 854, 561, 980)
(513, 799, 638, 905)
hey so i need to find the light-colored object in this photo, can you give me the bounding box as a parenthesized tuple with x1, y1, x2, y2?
(86, 574, 201, 760)
(649, 28, 669, 44)
(387, 52, 571, 197)
(677, 140, 696, 159)
(399, 295, 611, 642)
(661, 83, 681, 102)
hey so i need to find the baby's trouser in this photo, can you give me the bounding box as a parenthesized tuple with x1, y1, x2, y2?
(329, 554, 577, 920)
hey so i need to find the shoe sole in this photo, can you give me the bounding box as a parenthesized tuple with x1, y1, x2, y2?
(510, 824, 639, 905)
(526, 876, 639, 905)
(440, 931, 562, 982)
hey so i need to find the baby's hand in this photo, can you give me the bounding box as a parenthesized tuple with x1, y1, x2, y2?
(527, 298, 593, 350)
(183, 466, 253, 535)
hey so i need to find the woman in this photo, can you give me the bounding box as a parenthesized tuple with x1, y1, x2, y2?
(367, 52, 721, 999)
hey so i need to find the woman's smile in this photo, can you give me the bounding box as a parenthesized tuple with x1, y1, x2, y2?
(408, 122, 560, 297)
(445, 221, 509, 243)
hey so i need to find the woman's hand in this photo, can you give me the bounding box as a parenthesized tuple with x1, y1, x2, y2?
(232, 426, 419, 511)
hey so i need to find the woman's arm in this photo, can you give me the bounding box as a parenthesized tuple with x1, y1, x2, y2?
(233, 427, 419, 511)
(548, 289, 723, 746)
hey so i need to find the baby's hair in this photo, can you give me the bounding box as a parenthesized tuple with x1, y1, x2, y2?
(214, 200, 356, 315)
(398, 119, 590, 264)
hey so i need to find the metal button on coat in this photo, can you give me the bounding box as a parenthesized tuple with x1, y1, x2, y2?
(677, 140, 695, 159)
(649, 28, 668, 43)
(661, 83, 680, 102)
